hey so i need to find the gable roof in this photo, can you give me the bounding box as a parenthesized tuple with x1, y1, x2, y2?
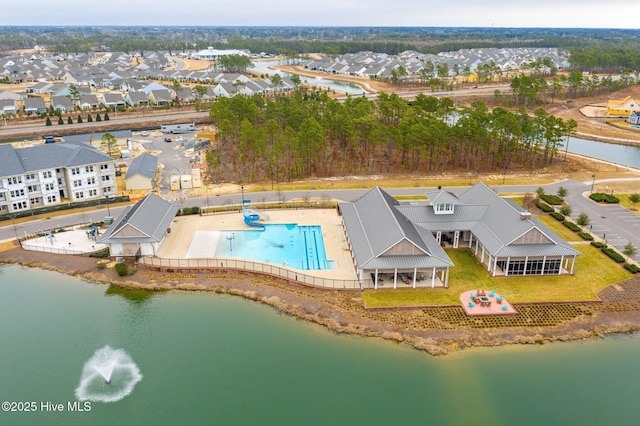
(0, 143, 114, 177)
(126, 153, 158, 180)
(339, 187, 452, 270)
(98, 193, 179, 244)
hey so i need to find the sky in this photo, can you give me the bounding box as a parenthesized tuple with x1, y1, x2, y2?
(1, 0, 637, 28)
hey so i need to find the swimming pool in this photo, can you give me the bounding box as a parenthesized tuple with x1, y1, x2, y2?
(212, 224, 331, 270)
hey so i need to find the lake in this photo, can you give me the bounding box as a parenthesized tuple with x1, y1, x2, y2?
(1, 264, 640, 425)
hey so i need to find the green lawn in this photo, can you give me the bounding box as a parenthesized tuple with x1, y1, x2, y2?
(536, 214, 583, 242)
(617, 194, 640, 216)
(362, 246, 633, 307)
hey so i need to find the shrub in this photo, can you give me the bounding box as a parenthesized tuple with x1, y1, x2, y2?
(563, 221, 581, 232)
(602, 247, 625, 263)
(96, 262, 107, 270)
(624, 263, 640, 273)
(591, 241, 605, 248)
(536, 202, 553, 213)
(590, 193, 619, 203)
(89, 248, 110, 258)
(550, 211, 565, 221)
(115, 262, 129, 276)
(540, 193, 564, 205)
(579, 232, 594, 241)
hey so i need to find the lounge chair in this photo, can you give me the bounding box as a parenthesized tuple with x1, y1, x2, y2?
(468, 301, 475, 308)
(489, 290, 495, 297)
(496, 295, 503, 304)
(502, 305, 508, 311)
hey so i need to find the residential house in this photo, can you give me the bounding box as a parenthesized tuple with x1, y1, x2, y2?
(50, 96, 74, 112)
(125, 91, 149, 107)
(101, 93, 126, 109)
(78, 94, 100, 110)
(23, 97, 47, 115)
(0, 99, 17, 115)
(148, 89, 172, 106)
(608, 97, 640, 116)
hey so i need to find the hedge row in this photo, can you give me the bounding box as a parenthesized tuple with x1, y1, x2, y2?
(177, 206, 201, 215)
(590, 193, 620, 203)
(591, 241, 605, 248)
(550, 212, 565, 221)
(578, 232, 594, 241)
(563, 221, 581, 232)
(602, 247, 626, 263)
(539, 194, 565, 205)
(536, 201, 554, 213)
(625, 263, 640, 273)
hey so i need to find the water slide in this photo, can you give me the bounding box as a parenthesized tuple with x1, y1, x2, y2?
(243, 210, 265, 228)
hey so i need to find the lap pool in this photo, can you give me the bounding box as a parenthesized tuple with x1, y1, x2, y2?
(187, 224, 332, 270)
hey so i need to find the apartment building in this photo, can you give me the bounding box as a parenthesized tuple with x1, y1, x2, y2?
(0, 142, 116, 214)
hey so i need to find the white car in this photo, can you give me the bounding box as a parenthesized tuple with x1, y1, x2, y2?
(140, 131, 149, 137)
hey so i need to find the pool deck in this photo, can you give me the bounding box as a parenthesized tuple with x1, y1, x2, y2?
(156, 209, 358, 281)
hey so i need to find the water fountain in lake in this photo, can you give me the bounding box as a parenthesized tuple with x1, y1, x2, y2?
(75, 345, 143, 403)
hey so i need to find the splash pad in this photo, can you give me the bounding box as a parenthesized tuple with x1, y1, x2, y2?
(75, 345, 143, 403)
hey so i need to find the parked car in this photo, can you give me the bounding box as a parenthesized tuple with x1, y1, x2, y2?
(164, 137, 172, 142)
(140, 131, 149, 137)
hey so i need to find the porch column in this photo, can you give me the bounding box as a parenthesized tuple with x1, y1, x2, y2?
(559, 256, 564, 275)
(374, 268, 378, 290)
(492, 256, 497, 277)
(436, 231, 442, 244)
(541, 256, 546, 276)
(469, 233, 473, 248)
(475, 239, 479, 255)
(445, 267, 449, 287)
(453, 231, 459, 248)
(523, 256, 528, 276)
(431, 267, 436, 288)
(505, 256, 510, 276)
(412, 267, 417, 289)
(393, 269, 398, 289)
(481, 246, 485, 265)
(570, 256, 576, 274)
(487, 254, 492, 272)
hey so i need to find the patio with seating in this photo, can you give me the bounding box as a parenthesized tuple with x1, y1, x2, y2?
(460, 289, 517, 316)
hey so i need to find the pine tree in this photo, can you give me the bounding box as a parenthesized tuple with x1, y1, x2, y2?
(96, 114, 102, 122)
(77, 115, 83, 123)
(67, 116, 73, 124)
(45, 116, 52, 126)
(58, 116, 64, 125)
(104, 112, 110, 121)
(87, 115, 93, 122)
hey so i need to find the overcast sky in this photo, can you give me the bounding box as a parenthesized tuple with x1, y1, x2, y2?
(1, 0, 637, 28)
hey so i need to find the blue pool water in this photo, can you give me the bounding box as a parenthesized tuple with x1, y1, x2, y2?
(214, 224, 330, 270)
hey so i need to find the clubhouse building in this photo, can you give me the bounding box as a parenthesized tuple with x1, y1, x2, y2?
(339, 183, 580, 289)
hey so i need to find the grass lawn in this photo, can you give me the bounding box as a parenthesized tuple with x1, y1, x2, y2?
(362, 246, 633, 308)
(535, 214, 583, 242)
(617, 194, 640, 216)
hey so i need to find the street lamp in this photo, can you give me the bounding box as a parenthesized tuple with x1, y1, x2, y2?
(591, 174, 596, 193)
(105, 195, 112, 217)
(241, 185, 244, 209)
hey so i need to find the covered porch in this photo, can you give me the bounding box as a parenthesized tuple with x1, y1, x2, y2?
(362, 266, 449, 289)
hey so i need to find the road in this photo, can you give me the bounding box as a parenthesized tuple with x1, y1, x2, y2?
(2, 181, 638, 261)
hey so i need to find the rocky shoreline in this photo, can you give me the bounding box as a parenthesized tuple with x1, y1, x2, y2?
(2, 247, 640, 356)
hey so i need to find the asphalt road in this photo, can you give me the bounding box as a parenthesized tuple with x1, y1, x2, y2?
(2, 181, 638, 261)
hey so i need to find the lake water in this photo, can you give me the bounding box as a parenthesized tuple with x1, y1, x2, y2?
(252, 60, 366, 95)
(2, 264, 640, 425)
(562, 136, 640, 169)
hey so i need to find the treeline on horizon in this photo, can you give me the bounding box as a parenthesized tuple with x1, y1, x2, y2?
(205, 91, 575, 184)
(2, 27, 640, 72)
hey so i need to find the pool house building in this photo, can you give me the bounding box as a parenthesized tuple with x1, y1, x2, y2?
(339, 183, 580, 290)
